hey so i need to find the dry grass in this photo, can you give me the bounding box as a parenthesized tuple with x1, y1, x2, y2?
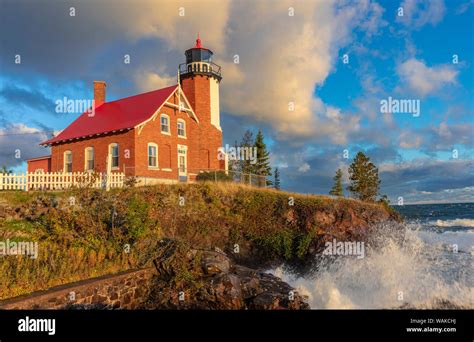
(0, 182, 397, 300)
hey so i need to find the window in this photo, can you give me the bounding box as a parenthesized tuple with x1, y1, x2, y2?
(109, 143, 119, 168)
(177, 119, 186, 138)
(160, 114, 170, 134)
(203, 64, 208, 72)
(85, 147, 94, 171)
(148, 143, 158, 168)
(64, 151, 72, 173)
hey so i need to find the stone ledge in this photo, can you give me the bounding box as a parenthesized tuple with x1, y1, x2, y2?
(0, 268, 155, 310)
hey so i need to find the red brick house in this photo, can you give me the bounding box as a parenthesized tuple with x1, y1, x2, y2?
(27, 36, 226, 184)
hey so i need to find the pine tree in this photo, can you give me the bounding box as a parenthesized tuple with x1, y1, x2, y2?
(228, 139, 241, 173)
(329, 168, 343, 196)
(1, 165, 12, 174)
(253, 130, 272, 186)
(274, 167, 281, 190)
(240, 130, 255, 174)
(348, 152, 380, 202)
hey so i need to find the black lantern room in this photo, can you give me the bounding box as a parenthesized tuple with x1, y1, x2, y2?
(179, 34, 222, 82)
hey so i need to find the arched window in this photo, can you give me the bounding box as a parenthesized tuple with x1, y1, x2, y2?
(148, 143, 158, 168)
(63, 151, 72, 173)
(84, 147, 94, 171)
(202, 64, 208, 72)
(160, 114, 170, 134)
(187, 65, 192, 73)
(109, 143, 119, 169)
(177, 119, 186, 138)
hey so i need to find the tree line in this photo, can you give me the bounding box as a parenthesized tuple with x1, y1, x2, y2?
(230, 131, 385, 203)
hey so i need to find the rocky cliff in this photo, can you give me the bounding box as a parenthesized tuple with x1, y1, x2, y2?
(0, 183, 400, 305)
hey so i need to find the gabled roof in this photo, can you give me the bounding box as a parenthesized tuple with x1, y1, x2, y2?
(41, 84, 179, 146)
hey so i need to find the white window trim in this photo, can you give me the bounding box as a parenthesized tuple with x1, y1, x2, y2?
(160, 114, 171, 135)
(177, 119, 186, 139)
(84, 147, 94, 172)
(63, 150, 72, 173)
(147, 142, 159, 169)
(108, 143, 120, 170)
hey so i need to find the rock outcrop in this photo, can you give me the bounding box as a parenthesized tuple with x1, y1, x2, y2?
(144, 239, 309, 310)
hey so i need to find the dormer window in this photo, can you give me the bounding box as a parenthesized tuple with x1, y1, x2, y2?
(161, 114, 170, 134)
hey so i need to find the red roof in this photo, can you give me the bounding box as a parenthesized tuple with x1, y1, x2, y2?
(42, 84, 178, 145)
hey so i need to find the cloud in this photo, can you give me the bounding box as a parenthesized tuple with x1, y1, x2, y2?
(397, 58, 458, 96)
(0, 85, 55, 112)
(0, 0, 387, 141)
(0, 123, 50, 168)
(218, 0, 385, 140)
(134, 72, 176, 93)
(456, 0, 474, 14)
(379, 159, 473, 194)
(396, 0, 446, 28)
(297, 163, 311, 173)
(398, 130, 424, 149)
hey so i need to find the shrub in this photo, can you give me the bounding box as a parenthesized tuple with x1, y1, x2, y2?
(196, 171, 233, 182)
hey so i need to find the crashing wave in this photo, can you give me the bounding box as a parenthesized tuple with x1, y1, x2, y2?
(268, 222, 473, 309)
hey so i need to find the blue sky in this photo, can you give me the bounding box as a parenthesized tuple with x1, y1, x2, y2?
(0, 0, 473, 203)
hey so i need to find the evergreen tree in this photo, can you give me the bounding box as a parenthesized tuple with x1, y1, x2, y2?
(228, 139, 241, 173)
(348, 152, 380, 202)
(253, 129, 272, 186)
(329, 168, 343, 196)
(1, 165, 12, 174)
(274, 167, 281, 190)
(240, 130, 255, 174)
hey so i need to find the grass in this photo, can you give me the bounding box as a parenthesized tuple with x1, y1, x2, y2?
(0, 183, 398, 300)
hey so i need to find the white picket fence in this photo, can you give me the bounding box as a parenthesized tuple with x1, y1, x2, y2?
(0, 172, 125, 191)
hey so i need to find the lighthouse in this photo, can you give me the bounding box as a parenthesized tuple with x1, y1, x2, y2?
(179, 34, 222, 131)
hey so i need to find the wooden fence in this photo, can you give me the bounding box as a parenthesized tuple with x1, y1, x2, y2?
(0, 172, 125, 191)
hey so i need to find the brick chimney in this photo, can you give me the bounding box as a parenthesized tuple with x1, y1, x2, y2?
(93, 81, 106, 106)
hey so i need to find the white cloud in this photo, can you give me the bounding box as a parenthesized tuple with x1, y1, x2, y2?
(0, 124, 50, 167)
(398, 130, 423, 148)
(297, 163, 311, 173)
(95, 0, 385, 141)
(397, 0, 446, 28)
(397, 58, 458, 96)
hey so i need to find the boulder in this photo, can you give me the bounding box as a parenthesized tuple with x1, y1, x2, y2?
(146, 239, 309, 310)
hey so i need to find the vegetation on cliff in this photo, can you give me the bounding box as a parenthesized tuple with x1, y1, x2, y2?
(0, 183, 400, 300)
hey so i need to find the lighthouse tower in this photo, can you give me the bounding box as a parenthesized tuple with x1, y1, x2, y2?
(179, 34, 222, 130)
(179, 35, 224, 171)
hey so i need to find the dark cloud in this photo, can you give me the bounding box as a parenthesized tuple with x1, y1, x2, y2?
(0, 85, 55, 112)
(380, 159, 474, 201)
